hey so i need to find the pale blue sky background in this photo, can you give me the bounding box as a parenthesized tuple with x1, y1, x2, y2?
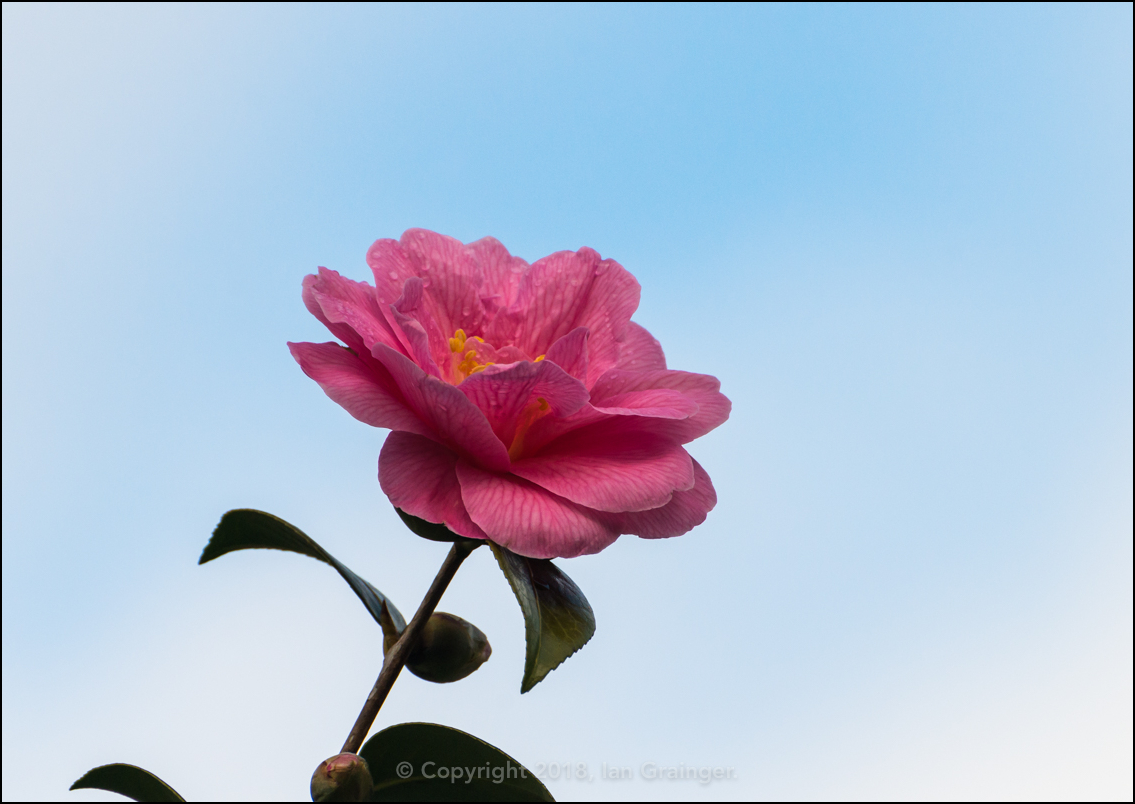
(3, 4, 1131, 801)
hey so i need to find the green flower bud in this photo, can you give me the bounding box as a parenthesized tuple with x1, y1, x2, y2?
(407, 612, 492, 683)
(311, 753, 373, 803)
(380, 600, 491, 684)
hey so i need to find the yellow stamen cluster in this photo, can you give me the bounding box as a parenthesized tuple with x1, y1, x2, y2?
(449, 329, 494, 379)
(508, 396, 550, 460)
(457, 352, 494, 376)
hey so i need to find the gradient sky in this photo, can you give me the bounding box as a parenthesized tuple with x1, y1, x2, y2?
(3, 4, 1131, 801)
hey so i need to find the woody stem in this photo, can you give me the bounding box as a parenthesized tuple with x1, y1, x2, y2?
(340, 540, 478, 754)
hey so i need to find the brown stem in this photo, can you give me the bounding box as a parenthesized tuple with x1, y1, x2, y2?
(340, 540, 477, 754)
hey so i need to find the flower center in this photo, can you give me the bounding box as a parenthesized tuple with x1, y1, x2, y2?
(448, 329, 494, 380)
(444, 328, 553, 458)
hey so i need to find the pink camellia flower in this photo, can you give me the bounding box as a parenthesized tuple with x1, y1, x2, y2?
(289, 230, 730, 559)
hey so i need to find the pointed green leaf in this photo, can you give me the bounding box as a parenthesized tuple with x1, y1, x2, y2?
(360, 722, 553, 802)
(489, 543, 595, 693)
(200, 509, 406, 633)
(396, 508, 482, 548)
(70, 764, 185, 802)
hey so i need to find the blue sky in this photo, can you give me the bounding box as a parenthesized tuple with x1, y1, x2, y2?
(3, 4, 1131, 801)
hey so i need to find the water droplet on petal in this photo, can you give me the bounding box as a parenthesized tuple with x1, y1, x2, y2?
(388, 270, 399, 280)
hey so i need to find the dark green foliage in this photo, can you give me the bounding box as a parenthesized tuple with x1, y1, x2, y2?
(200, 509, 407, 632)
(360, 722, 553, 802)
(70, 764, 184, 802)
(489, 544, 595, 693)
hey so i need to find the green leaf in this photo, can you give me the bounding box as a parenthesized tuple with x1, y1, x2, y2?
(360, 722, 553, 802)
(396, 508, 482, 547)
(200, 509, 406, 633)
(489, 543, 595, 693)
(70, 764, 185, 802)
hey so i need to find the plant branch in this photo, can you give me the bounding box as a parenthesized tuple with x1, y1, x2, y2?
(340, 540, 478, 754)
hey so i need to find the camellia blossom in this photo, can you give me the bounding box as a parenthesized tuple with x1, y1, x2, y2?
(289, 230, 730, 559)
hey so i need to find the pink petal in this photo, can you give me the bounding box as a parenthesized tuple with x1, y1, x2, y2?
(367, 235, 426, 308)
(613, 458, 717, 539)
(543, 326, 589, 383)
(389, 277, 443, 378)
(456, 461, 620, 559)
(485, 248, 640, 385)
(518, 387, 702, 457)
(474, 342, 529, 365)
(287, 341, 430, 436)
(510, 436, 694, 513)
(365, 237, 418, 305)
(457, 358, 590, 449)
(369, 230, 487, 328)
(378, 432, 487, 540)
(615, 322, 667, 371)
(369, 230, 498, 369)
(369, 343, 511, 471)
(590, 369, 731, 443)
(399, 228, 488, 338)
(360, 240, 424, 358)
(592, 388, 699, 419)
(467, 236, 528, 314)
(302, 268, 404, 356)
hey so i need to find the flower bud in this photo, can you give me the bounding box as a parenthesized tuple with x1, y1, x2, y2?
(406, 611, 492, 683)
(310, 753, 372, 802)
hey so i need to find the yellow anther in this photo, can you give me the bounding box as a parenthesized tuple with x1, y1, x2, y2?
(508, 396, 553, 460)
(456, 339, 494, 378)
(456, 351, 478, 375)
(535, 354, 545, 362)
(449, 329, 500, 380)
